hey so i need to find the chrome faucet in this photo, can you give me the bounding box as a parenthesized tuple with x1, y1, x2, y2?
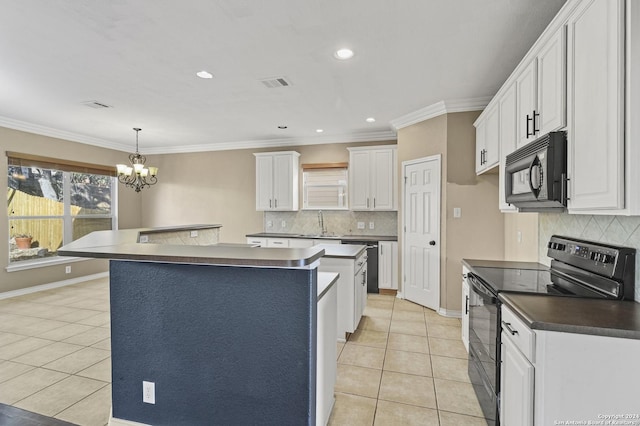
(318, 210, 327, 236)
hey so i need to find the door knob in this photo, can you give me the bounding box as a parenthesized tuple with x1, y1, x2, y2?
(429, 240, 436, 246)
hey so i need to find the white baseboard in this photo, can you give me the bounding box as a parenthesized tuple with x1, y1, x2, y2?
(438, 307, 462, 318)
(109, 417, 151, 426)
(0, 272, 109, 300)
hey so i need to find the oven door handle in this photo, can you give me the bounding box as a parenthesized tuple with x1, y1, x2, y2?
(467, 273, 496, 299)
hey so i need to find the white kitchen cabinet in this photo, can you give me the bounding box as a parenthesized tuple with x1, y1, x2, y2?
(378, 241, 398, 290)
(348, 145, 397, 211)
(246, 237, 267, 247)
(254, 151, 300, 211)
(567, 0, 625, 212)
(500, 307, 534, 426)
(498, 82, 518, 212)
(501, 304, 640, 425)
(475, 102, 500, 174)
(316, 273, 337, 426)
(515, 28, 566, 149)
(266, 238, 289, 248)
(318, 250, 367, 341)
(461, 267, 470, 352)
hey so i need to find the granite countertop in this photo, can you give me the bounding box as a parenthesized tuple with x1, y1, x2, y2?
(500, 293, 640, 340)
(317, 244, 366, 259)
(246, 232, 397, 242)
(59, 228, 324, 268)
(317, 272, 339, 301)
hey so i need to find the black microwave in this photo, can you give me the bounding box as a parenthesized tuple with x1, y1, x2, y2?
(505, 131, 567, 212)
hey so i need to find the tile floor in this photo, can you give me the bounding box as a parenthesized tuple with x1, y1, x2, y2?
(328, 294, 487, 426)
(0, 278, 486, 426)
(0, 278, 112, 426)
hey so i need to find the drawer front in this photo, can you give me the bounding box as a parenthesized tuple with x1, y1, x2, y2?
(501, 306, 535, 361)
(266, 238, 289, 248)
(246, 238, 267, 247)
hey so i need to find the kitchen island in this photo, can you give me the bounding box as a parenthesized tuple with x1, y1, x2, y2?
(59, 227, 331, 426)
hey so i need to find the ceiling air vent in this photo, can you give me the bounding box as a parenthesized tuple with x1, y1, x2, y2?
(82, 100, 112, 109)
(260, 77, 292, 88)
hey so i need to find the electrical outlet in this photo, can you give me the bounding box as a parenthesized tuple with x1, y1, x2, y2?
(139, 235, 149, 243)
(369, 221, 374, 230)
(357, 222, 365, 229)
(65, 266, 71, 274)
(143, 381, 155, 404)
(281, 220, 286, 228)
(267, 220, 273, 228)
(190, 230, 198, 238)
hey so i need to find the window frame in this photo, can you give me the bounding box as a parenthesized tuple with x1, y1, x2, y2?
(7, 154, 118, 271)
(301, 164, 349, 211)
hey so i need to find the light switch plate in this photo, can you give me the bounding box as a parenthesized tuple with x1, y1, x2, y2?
(369, 221, 374, 229)
(453, 207, 461, 218)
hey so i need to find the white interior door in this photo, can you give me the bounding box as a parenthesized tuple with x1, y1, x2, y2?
(402, 155, 441, 310)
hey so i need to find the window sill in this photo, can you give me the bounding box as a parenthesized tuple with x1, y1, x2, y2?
(6, 256, 90, 273)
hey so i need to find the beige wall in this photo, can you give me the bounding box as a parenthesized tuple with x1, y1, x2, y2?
(397, 111, 505, 313)
(1, 127, 142, 293)
(142, 140, 395, 243)
(504, 212, 539, 261)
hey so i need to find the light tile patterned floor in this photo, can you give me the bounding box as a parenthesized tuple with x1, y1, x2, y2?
(0, 278, 112, 426)
(0, 279, 486, 425)
(329, 295, 487, 426)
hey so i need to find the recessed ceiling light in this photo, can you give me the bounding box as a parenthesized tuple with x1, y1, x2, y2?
(366, 117, 376, 123)
(334, 48, 354, 60)
(278, 125, 288, 129)
(196, 70, 213, 79)
(316, 129, 324, 133)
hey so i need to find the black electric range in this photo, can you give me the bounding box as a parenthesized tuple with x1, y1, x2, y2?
(465, 235, 636, 425)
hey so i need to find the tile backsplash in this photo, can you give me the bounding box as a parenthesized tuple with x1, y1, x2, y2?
(539, 213, 640, 302)
(264, 210, 398, 236)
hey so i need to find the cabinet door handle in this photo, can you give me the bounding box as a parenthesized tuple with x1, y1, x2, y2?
(367, 198, 370, 208)
(502, 321, 519, 335)
(526, 114, 533, 137)
(269, 199, 272, 208)
(274, 199, 278, 208)
(373, 198, 376, 208)
(533, 110, 540, 135)
(465, 295, 469, 315)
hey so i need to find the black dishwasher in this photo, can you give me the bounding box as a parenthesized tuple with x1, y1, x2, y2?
(342, 240, 378, 293)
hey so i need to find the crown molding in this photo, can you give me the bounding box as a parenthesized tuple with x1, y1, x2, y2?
(389, 96, 492, 130)
(142, 129, 398, 154)
(0, 115, 132, 152)
(0, 114, 396, 154)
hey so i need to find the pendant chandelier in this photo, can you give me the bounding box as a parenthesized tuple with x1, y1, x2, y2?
(116, 128, 158, 192)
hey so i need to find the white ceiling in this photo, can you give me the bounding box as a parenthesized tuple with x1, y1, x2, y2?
(0, 0, 566, 154)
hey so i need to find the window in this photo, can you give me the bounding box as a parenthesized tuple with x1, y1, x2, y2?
(302, 164, 348, 210)
(7, 153, 117, 265)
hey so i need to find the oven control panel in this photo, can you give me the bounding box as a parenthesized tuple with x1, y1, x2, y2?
(547, 235, 635, 281)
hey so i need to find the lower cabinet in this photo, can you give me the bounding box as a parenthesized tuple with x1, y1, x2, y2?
(500, 324, 534, 425)
(500, 304, 640, 425)
(378, 241, 398, 290)
(316, 273, 337, 426)
(318, 251, 367, 341)
(461, 267, 470, 352)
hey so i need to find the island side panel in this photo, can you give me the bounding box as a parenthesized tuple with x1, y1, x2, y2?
(109, 260, 317, 426)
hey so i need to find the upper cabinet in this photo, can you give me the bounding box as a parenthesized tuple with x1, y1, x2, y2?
(499, 82, 518, 212)
(516, 27, 566, 149)
(475, 102, 500, 174)
(254, 151, 300, 211)
(348, 146, 397, 211)
(566, 0, 625, 212)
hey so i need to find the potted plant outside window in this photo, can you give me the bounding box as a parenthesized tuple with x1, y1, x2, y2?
(14, 234, 33, 249)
